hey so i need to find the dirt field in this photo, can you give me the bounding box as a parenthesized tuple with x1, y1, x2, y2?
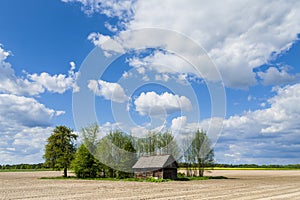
(1, 170, 300, 200)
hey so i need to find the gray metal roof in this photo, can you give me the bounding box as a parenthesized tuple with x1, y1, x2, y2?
(132, 154, 177, 169)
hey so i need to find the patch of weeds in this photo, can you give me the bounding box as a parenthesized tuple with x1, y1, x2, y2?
(121, 178, 144, 182)
(145, 177, 170, 182)
(175, 173, 228, 181)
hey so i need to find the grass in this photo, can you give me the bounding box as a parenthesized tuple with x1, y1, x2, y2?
(41, 173, 227, 182)
(40, 176, 170, 182)
(175, 172, 227, 181)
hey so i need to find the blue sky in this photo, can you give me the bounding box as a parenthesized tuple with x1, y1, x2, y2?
(0, 0, 300, 165)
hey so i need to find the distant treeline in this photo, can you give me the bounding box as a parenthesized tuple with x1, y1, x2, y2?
(0, 163, 48, 170)
(179, 163, 300, 169)
(2, 163, 300, 170)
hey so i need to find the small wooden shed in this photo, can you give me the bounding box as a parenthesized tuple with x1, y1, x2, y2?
(132, 154, 178, 179)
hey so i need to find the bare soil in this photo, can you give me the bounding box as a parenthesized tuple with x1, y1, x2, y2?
(1, 170, 300, 200)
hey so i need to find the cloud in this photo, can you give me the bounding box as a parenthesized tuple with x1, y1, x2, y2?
(0, 44, 10, 61)
(87, 32, 124, 55)
(0, 94, 63, 127)
(0, 125, 53, 164)
(0, 93, 65, 164)
(61, 0, 135, 19)
(28, 65, 79, 94)
(134, 91, 192, 116)
(126, 0, 300, 88)
(171, 116, 187, 131)
(166, 83, 300, 164)
(88, 79, 128, 103)
(257, 66, 299, 85)
(0, 44, 72, 164)
(69, 0, 300, 89)
(215, 83, 300, 164)
(127, 51, 197, 76)
(0, 46, 79, 95)
(0, 46, 43, 95)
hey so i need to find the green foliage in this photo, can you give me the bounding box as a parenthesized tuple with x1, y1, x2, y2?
(72, 144, 101, 178)
(134, 131, 180, 158)
(95, 130, 137, 178)
(43, 126, 77, 177)
(184, 130, 214, 177)
(81, 123, 99, 154)
(81, 124, 137, 179)
(145, 177, 170, 182)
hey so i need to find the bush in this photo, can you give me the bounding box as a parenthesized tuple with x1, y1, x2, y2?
(72, 144, 101, 178)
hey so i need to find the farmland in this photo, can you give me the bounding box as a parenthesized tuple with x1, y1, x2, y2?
(1, 170, 300, 199)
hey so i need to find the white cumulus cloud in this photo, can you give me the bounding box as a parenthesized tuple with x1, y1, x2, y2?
(69, 0, 300, 89)
(257, 66, 299, 86)
(134, 91, 192, 116)
(0, 45, 79, 95)
(215, 83, 300, 164)
(28, 65, 79, 94)
(88, 79, 128, 103)
(0, 94, 64, 127)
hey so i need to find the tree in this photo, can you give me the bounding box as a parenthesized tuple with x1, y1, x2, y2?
(185, 130, 214, 177)
(43, 126, 77, 177)
(96, 130, 137, 178)
(72, 144, 100, 178)
(81, 123, 99, 154)
(134, 131, 179, 158)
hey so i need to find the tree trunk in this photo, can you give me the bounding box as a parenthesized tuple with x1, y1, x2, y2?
(199, 168, 204, 177)
(64, 167, 67, 177)
(198, 160, 204, 177)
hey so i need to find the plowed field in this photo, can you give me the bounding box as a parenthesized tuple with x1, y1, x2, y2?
(1, 170, 300, 199)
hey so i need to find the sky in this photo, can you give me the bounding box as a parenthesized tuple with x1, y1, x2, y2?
(0, 0, 300, 165)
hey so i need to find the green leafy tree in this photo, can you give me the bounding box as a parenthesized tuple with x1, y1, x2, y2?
(72, 144, 100, 178)
(134, 131, 179, 158)
(96, 130, 137, 178)
(187, 130, 214, 177)
(81, 123, 99, 154)
(43, 126, 77, 177)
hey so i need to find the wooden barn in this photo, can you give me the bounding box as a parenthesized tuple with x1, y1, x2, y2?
(132, 154, 178, 179)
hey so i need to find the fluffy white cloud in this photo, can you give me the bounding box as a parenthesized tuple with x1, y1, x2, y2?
(88, 79, 128, 103)
(258, 66, 299, 85)
(0, 45, 72, 164)
(0, 94, 65, 164)
(0, 46, 79, 95)
(0, 45, 10, 61)
(226, 83, 300, 135)
(87, 32, 124, 55)
(127, 51, 197, 76)
(61, 0, 135, 19)
(127, 0, 300, 88)
(215, 83, 300, 164)
(134, 91, 192, 116)
(166, 83, 300, 164)
(0, 94, 63, 127)
(0, 126, 53, 164)
(70, 0, 300, 89)
(171, 116, 187, 131)
(0, 46, 43, 95)
(28, 63, 80, 94)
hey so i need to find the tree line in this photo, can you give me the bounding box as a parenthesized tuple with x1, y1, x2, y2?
(0, 163, 45, 170)
(43, 124, 214, 178)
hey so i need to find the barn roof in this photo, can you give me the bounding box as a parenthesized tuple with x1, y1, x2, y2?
(132, 154, 178, 169)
